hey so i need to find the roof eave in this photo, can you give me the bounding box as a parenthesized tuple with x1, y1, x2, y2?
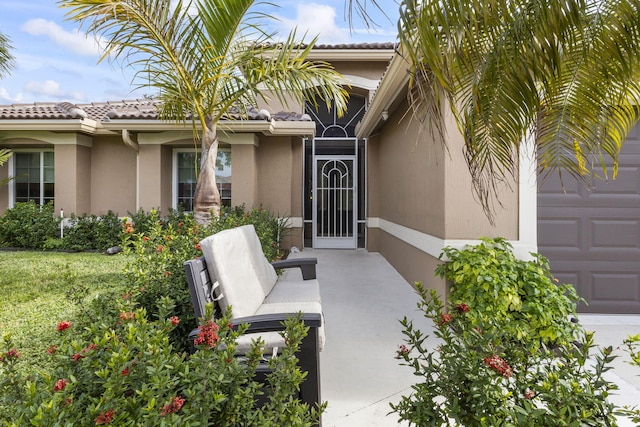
(0, 119, 99, 134)
(101, 119, 315, 136)
(355, 53, 411, 138)
(305, 49, 396, 62)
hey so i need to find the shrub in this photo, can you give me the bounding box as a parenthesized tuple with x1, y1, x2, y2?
(0, 297, 322, 426)
(121, 210, 201, 352)
(60, 211, 122, 251)
(120, 205, 286, 353)
(0, 201, 58, 249)
(391, 285, 639, 426)
(435, 238, 580, 348)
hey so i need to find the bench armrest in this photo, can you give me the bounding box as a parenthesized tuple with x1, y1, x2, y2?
(233, 312, 322, 333)
(271, 258, 317, 280)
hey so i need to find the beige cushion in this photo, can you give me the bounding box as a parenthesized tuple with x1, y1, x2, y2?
(265, 279, 321, 305)
(255, 302, 325, 351)
(200, 225, 277, 318)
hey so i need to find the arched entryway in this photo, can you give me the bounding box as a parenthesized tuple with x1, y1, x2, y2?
(303, 94, 366, 249)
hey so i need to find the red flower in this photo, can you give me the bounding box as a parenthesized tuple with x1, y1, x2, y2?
(123, 221, 134, 234)
(194, 320, 220, 349)
(524, 390, 535, 399)
(95, 409, 115, 425)
(194, 243, 202, 251)
(54, 379, 67, 392)
(456, 303, 470, 313)
(119, 312, 135, 321)
(483, 354, 513, 378)
(2, 348, 20, 360)
(142, 236, 150, 242)
(439, 313, 453, 326)
(57, 321, 72, 332)
(177, 222, 184, 227)
(82, 343, 97, 353)
(165, 235, 172, 241)
(164, 271, 172, 276)
(156, 245, 165, 252)
(46, 345, 57, 354)
(71, 353, 84, 362)
(160, 396, 185, 416)
(120, 367, 129, 376)
(395, 344, 410, 359)
(170, 316, 180, 326)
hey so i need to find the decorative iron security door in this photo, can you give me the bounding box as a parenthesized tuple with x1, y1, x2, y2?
(313, 156, 357, 248)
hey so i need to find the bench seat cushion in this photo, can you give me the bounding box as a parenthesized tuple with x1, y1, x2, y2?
(255, 301, 325, 351)
(264, 279, 321, 305)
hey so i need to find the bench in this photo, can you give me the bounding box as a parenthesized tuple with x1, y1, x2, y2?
(184, 224, 324, 421)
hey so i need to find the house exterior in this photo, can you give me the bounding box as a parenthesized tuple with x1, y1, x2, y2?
(1, 43, 638, 314)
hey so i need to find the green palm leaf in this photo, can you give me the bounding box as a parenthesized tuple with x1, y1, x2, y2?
(399, 0, 640, 218)
(60, 0, 348, 224)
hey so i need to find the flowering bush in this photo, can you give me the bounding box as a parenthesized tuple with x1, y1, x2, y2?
(436, 238, 580, 348)
(391, 285, 640, 426)
(0, 297, 322, 426)
(120, 206, 288, 353)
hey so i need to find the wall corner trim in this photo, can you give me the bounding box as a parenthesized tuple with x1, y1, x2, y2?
(367, 217, 538, 261)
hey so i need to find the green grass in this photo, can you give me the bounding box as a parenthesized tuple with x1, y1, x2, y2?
(0, 251, 127, 372)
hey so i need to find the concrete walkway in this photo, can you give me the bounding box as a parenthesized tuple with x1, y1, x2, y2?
(285, 249, 640, 427)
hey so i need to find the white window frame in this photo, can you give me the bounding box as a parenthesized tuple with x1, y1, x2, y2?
(8, 149, 55, 208)
(172, 147, 231, 211)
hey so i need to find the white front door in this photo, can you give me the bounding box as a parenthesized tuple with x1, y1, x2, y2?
(313, 155, 357, 249)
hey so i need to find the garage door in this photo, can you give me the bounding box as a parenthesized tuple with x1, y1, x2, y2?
(538, 125, 640, 314)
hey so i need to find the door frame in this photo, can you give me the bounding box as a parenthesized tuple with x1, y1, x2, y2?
(312, 154, 358, 249)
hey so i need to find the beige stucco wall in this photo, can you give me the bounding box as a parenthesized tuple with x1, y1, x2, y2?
(366, 99, 521, 300)
(331, 61, 390, 82)
(256, 136, 292, 213)
(90, 136, 137, 216)
(371, 100, 447, 237)
(254, 135, 304, 249)
(442, 111, 519, 239)
(232, 143, 258, 207)
(54, 143, 92, 215)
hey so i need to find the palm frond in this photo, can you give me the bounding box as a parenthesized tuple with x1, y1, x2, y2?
(0, 31, 15, 78)
(399, 0, 640, 218)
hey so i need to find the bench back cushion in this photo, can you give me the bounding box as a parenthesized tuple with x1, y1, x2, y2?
(199, 224, 278, 318)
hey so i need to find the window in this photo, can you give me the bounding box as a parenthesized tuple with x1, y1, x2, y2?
(12, 151, 54, 206)
(174, 148, 231, 211)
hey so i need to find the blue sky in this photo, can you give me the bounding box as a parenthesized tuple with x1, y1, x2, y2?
(0, 1, 398, 104)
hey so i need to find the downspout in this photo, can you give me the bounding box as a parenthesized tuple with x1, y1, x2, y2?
(122, 129, 139, 152)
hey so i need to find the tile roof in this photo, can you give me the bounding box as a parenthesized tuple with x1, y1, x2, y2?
(312, 42, 397, 50)
(0, 100, 311, 122)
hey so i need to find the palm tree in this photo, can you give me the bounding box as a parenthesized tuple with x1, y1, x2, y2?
(395, 0, 640, 217)
(59, 0, 348, 225)
(0, 31, 14, 78)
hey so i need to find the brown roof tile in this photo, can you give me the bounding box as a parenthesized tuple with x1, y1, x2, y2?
(0, 100, 311, 122)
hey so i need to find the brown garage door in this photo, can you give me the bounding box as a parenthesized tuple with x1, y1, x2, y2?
(538, 125, 640, 314)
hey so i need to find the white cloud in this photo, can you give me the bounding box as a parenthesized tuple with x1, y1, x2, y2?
(21, 19, 103, 57)
(0, 87, 23, 104)
(24, 79, 86, 102)
(275, 3, 349, 44)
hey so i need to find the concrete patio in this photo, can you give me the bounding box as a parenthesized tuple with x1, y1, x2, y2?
(284, 249, 640, 427)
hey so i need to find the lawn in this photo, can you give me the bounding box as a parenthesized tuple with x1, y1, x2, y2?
(0, 251, 127, 371)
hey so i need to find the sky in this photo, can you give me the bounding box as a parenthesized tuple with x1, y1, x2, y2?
(0, 0, 399, 105)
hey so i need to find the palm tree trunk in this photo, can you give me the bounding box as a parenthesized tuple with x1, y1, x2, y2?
(193, 118, 221, 225)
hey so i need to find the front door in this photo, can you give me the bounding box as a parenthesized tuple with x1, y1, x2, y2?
(313, 155, 357, 249)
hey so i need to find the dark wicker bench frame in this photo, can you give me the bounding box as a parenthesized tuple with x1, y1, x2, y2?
(184, 256, 322, 424)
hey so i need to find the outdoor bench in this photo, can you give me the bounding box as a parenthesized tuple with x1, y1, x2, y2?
(184, 224, 324, 421)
